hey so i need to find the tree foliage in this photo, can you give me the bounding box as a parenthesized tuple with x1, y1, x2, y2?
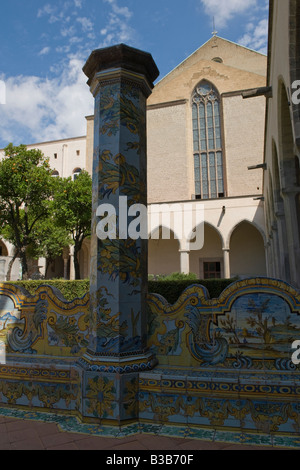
(0, 145, 92, 280)
(53, 170, 92, 279)
(0, 144, 55, 278)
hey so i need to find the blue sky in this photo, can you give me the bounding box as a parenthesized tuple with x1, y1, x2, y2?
(0, 0, 269, 149)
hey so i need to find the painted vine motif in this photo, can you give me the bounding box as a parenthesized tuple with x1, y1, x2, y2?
(47, 310, 89, 354)
(89, 285, 144, 354)
(98, 238, 142, 288)
(98, 150, 145, 204)
(100, 82, 144, 139)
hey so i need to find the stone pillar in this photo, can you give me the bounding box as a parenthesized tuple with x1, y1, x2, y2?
(180, 250, 190, 274)
(79, 44, 159, 425)
(268, 233, 275, 278)
(63, 247, 70, 280)
(222, 248, 230, 279)
(69, 246, 75, 281)
(0, 259, 5, 282)
(282, 190, 300, 287)
(271, 222, 280, 278)
(274, 202, 291, 282)
(264, 241, 271, 277)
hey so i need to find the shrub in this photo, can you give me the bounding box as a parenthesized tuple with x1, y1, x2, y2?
(149, 272, 198, 281)
(148, 278, 234, 303)
(4, 276, 234, 303)
(7, 279, 89, 301)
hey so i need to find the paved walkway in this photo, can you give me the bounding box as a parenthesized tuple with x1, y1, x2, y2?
(0, 414, 283, 451)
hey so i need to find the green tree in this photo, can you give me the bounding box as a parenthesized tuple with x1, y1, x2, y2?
(0, 144, 55, 279)
(29, 213, 71, 278)
(53, 170, 92, 279)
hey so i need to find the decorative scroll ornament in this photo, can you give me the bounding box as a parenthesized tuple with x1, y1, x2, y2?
(8, 298, 48, 354)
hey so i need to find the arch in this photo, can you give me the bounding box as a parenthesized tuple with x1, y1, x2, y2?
(266, 174, 281, 277)
(270, 140, 291, 281)
(79, 238, 91, 279)
(277, 79, 300, 286)
(45, 256, 64, 280)
(73, 168, 82, 181)
(277, 79, 297, 187)
(187, 220, 224, 251)
(226, 219, 266, 250)
(0, 240, 8, 257)
(191, 80, 225, 200)
(148, 226, 180, 276)
(229, 220, 267, 279)
(271, 139, 282, 202)
(189, 222, 224, 279)
(0, 240, 8, 282)
(264, 186, 272, 239)
(289, 0, 300, 132)
(149, 221, 184, 247)
(268, 172, 276, 228)
(51, 170, 59, 177)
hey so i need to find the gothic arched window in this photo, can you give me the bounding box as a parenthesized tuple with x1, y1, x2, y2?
(192, 80, 225, 199)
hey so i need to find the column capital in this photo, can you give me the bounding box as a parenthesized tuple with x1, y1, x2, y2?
(83, 43, 159, 96)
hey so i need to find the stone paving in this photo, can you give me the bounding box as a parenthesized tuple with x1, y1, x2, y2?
(0, 415, 284, 451)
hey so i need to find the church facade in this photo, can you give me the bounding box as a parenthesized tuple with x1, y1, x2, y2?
(0, 35, 273, 283)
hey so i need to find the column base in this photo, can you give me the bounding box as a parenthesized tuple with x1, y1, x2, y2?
(77, 350, 157, 424)
(78, 349, 157, 374)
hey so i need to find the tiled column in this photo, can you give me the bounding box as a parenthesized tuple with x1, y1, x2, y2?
(78, 44, 159, 424)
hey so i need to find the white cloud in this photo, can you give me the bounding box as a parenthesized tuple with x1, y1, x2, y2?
(76, 16, 94, 32)
(38, 46, 51, 56)
(199, 0, 257, 29)
(0, 57, 93, 145)
(37, 0, 136, 54)
(74, 0, 83, 8)
(238, 18, 269, 54)
(0, 0, 138, 147)
(99, 0, 135, 47)
(37, 4, 65, 24)
(199, 0, 268, 54)
(103, 0, 131, 18)
(61, 25, 76, 37)
(37, 4, 55, 18)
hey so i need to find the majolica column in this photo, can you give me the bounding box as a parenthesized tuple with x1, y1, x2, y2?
(79, 44, 159, 424)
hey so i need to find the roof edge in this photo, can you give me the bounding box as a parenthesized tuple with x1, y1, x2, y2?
(155, 35, 267, 87)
